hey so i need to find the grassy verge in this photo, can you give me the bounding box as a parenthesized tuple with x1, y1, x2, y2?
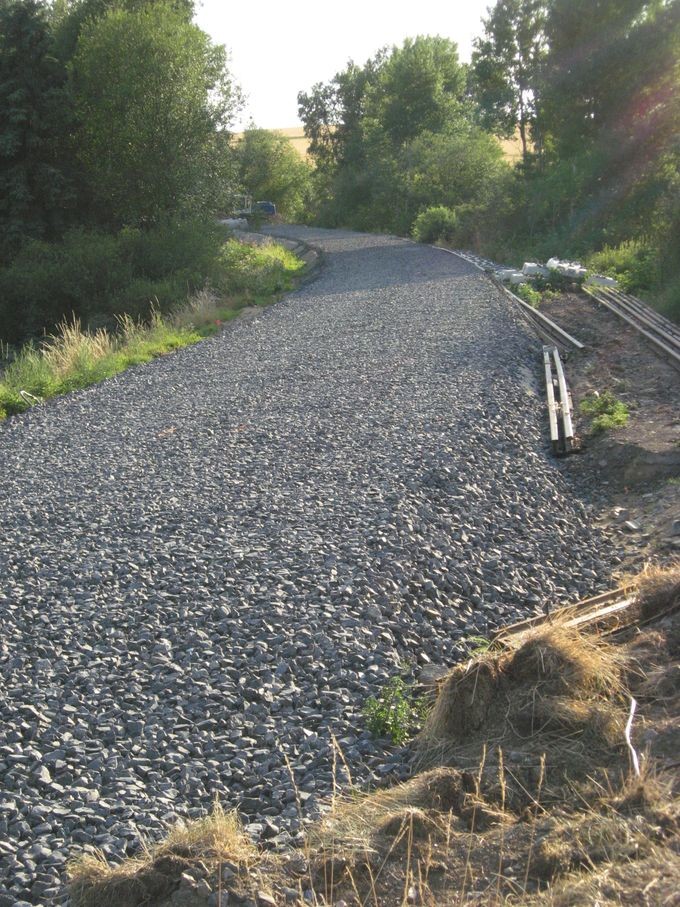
(0, 239, 304, 421)
(68, 566, 680, 907)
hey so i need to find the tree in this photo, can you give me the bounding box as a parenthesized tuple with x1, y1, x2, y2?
(471, 0, 546, 161)
(234, 128, 312, 221)
(298, 37, 471, 231)
(0, 0, 74, 260)
(71, 1, 240, 227)
(365, 36, 466, 147)
(50, 0, 194, 62)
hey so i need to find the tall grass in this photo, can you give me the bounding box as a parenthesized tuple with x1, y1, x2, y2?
(0, 240, 304, 420)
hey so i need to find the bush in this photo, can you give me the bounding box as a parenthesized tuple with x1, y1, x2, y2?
(0, 221, 226, 343)
(412, 206, 458, 244)
(586, 240, 660, 295)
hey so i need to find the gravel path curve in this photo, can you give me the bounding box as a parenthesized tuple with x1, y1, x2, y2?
(0, 227, 621, 905)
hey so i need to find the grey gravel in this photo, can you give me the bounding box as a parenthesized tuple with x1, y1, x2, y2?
(0, 226, 620, 903)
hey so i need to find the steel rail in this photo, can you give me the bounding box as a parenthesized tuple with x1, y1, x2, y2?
(496, 282, 585, 351)
(585, 286, 680, 368)
(600, 288, 680, 348)
(605, 289, 680, 343)
(543, 344, 579, 456)
(551, 346, 577, 449)
(543, 346, 560, 449)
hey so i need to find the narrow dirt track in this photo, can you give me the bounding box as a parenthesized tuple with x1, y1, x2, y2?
(0, 227, 620, 905)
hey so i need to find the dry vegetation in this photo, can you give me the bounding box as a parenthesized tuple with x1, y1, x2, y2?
(68, 567, 680, 907)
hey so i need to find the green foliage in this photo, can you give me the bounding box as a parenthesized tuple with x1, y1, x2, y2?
(586, 241, 660, 295)
(412, 207, 458, 244)
(0, 220, 226, 342)
(0, 0, 75, 261)
(71, 1, 239, 227)
(363, 675, 428, 745)
(299, 36, 476, 235)
(470, 0, 546, 160)
(364, 36, 466, 147)
(234, 129, 313, 221)
(580, 391, 630, 433)
(515, 282, 542, 307)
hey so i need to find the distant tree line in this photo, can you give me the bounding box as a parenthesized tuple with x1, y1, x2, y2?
(299, 0, 680, 314)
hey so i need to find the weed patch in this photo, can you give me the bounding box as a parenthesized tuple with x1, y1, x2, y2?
(515, 282, 542, 308)
(579, 390, 630, 432)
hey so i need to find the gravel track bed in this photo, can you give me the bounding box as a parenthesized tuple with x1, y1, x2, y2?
(0, 227, 621, 905)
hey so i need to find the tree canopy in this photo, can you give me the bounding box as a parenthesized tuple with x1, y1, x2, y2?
(0, 0, 74, 260)
(71, 2, 239, 227)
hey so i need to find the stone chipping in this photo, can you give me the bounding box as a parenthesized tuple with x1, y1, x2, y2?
(0, 226, 622, 904)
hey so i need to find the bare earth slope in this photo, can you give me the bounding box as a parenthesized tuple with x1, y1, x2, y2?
(0, 227, 619, 905)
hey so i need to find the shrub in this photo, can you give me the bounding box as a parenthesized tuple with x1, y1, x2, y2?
(586, 240, 660, 295)
(412, 206, 458, 244)
(0, 221, 229, 344)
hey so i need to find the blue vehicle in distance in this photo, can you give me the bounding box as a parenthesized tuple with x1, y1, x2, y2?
(254, 201, 277, 217)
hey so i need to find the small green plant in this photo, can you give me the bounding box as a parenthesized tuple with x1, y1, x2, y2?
(580, 390, 630, 432)
(464, 635, 493, 657)
(364, 676, 428, 745)
(515, 282, 542, 307)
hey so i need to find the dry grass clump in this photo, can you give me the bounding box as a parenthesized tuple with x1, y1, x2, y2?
(418, 623, 626, 775)
(632, 562, 680, 622)
(68, 804, 257, 907)
(526, 843, 680, 906)
(41, 317, 115, 377)
(529, 810, 664, 882)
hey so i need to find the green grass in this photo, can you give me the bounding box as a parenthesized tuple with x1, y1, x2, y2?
(0, 240, 304, 421)
(579, 390, 630, 433)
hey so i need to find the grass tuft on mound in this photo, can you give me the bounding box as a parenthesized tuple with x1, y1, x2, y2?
(68, 804, 257, 907)
(417, 621, 626, 775)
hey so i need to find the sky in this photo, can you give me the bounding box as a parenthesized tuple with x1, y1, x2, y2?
(194, 0, 492, 130)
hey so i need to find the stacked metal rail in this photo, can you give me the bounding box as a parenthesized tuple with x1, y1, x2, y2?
(438, 247, 584, 455)
(543, 344, 579, 456)
(585, 285, 680, 369)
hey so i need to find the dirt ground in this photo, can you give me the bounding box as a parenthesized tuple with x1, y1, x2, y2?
(540, 291, 680, 574)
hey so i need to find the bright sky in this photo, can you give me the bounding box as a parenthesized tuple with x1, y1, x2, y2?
(194, 0, 491, 130)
